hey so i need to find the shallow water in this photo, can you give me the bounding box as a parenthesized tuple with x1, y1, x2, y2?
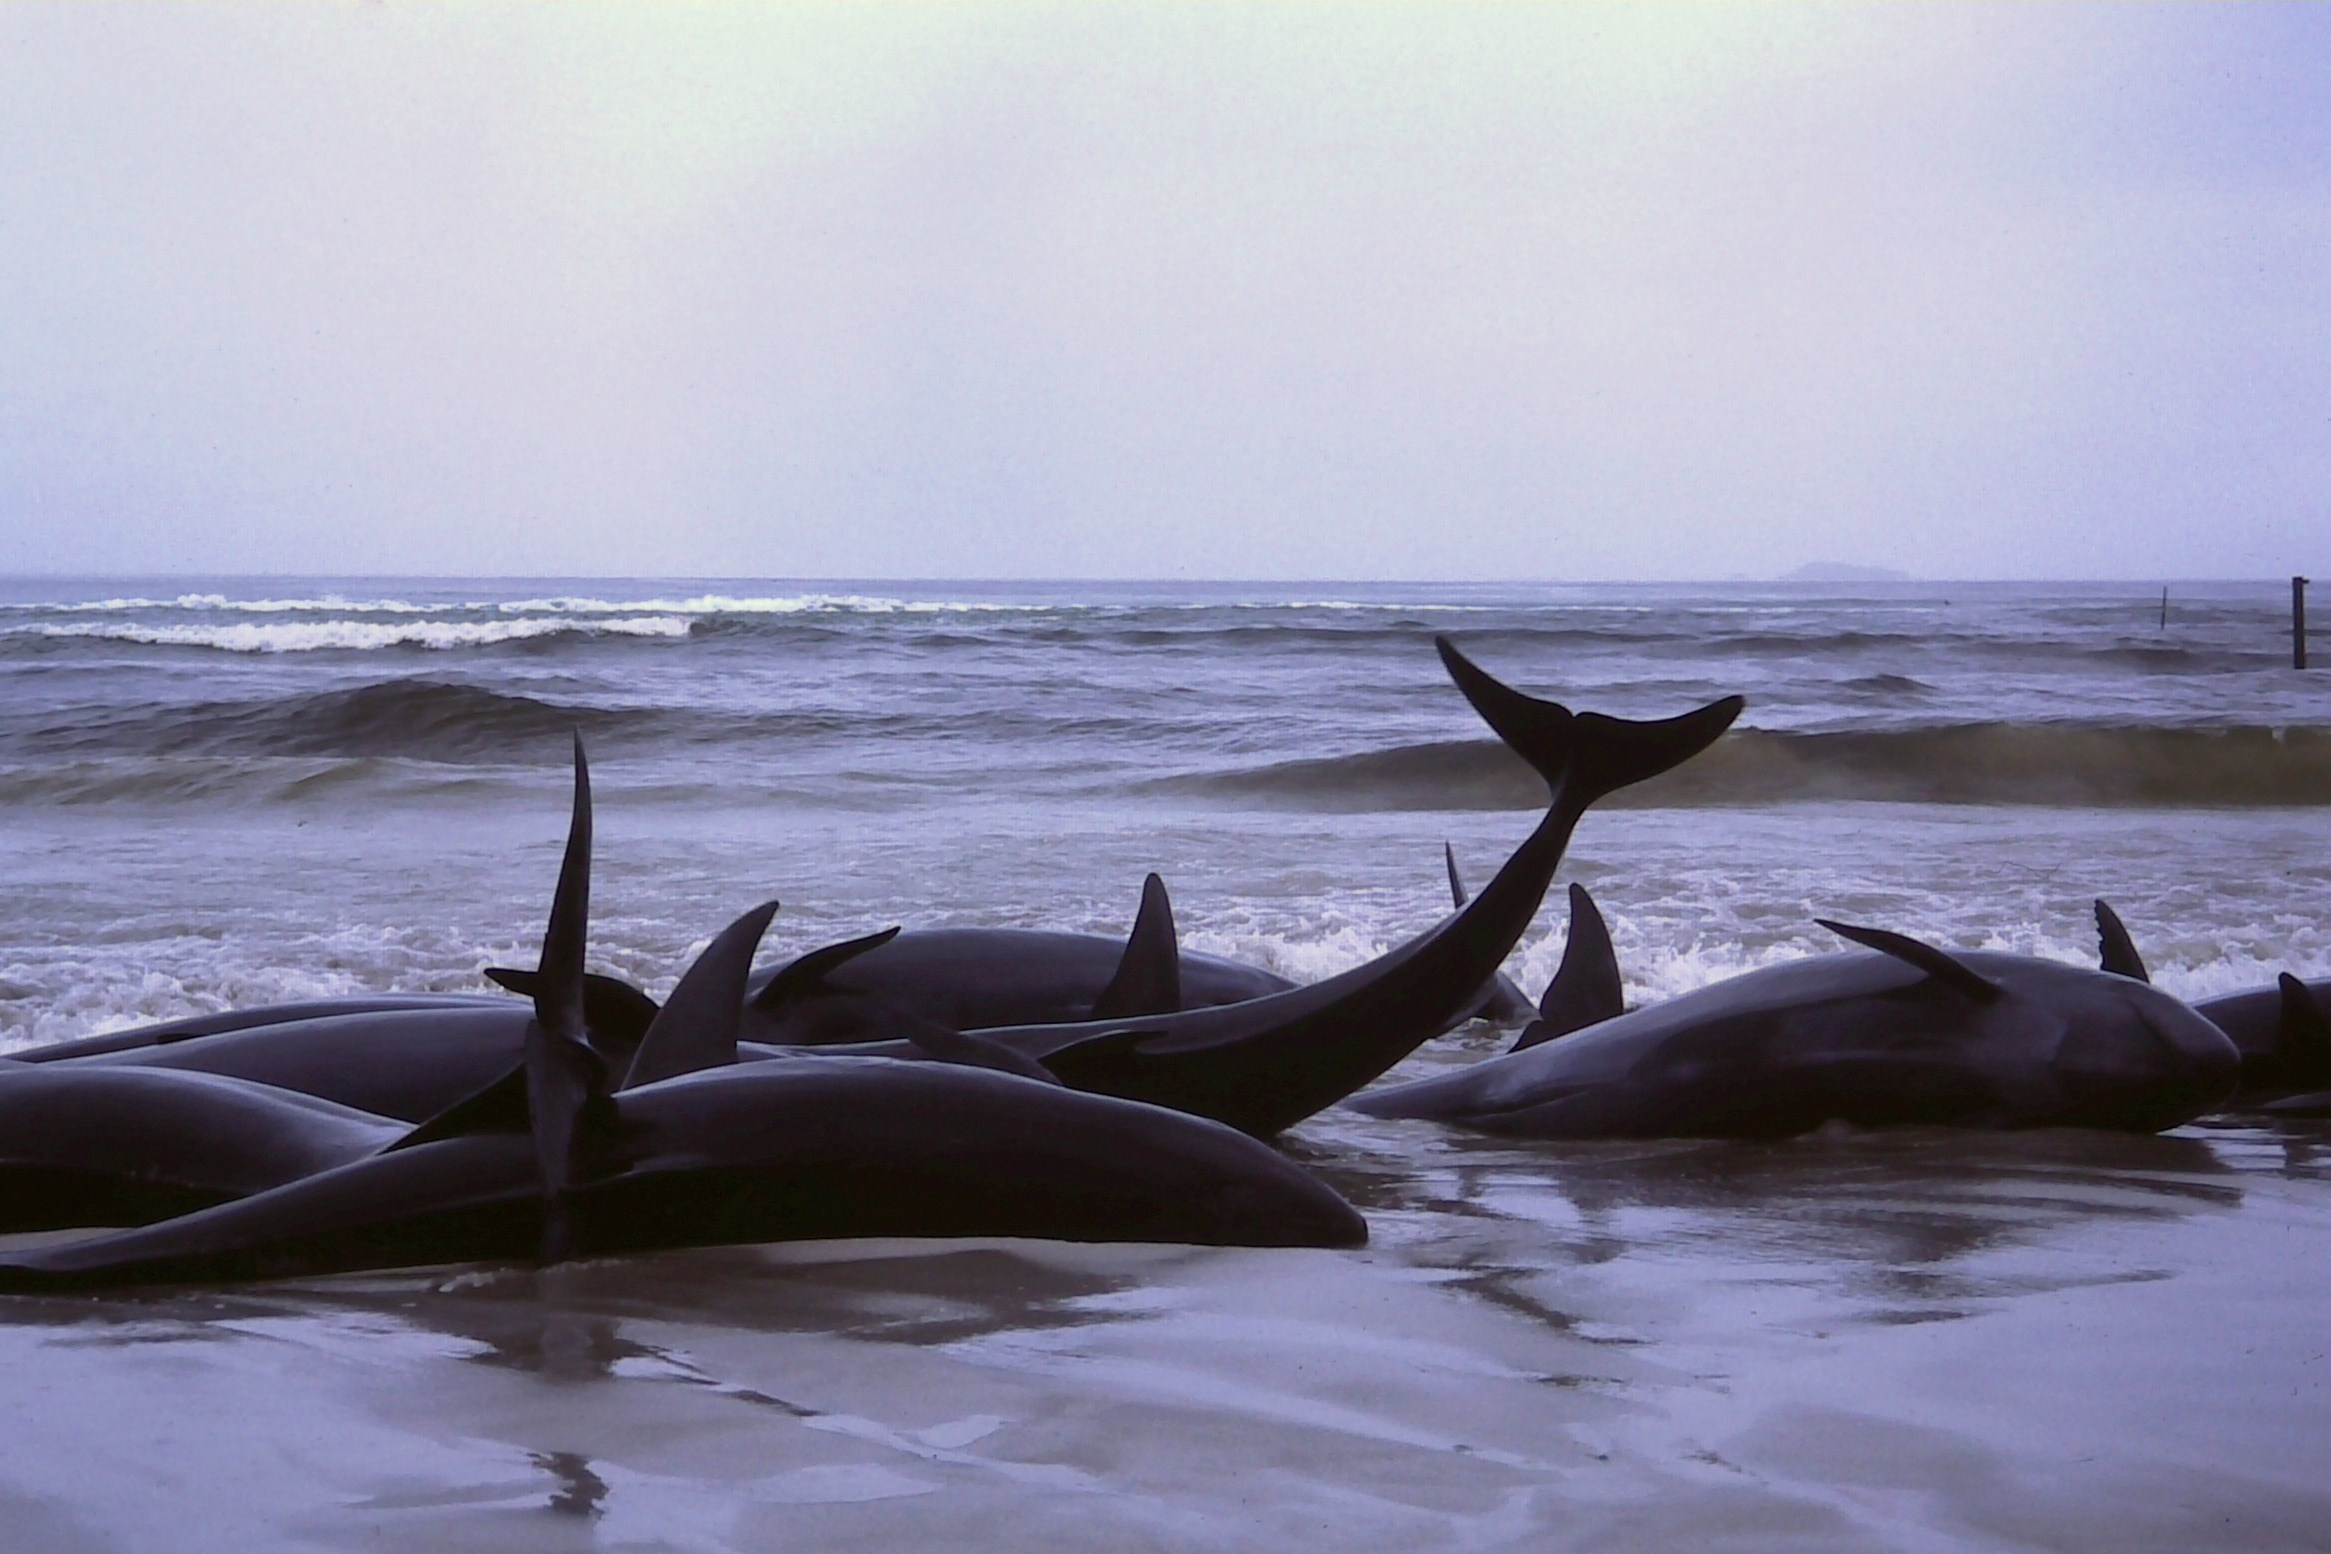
(1, 578, 2328, 1548)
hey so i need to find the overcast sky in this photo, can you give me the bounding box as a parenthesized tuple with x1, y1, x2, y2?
(1, 4, 2325, 580)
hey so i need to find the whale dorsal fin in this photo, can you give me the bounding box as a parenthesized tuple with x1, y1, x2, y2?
(483, 969, 664, 1060)
(1818, 919, 2001, 1002)
(1445, 844, 1468, 908)
(898, 1015, 1062, 1085)
(748, 926, 903, 1012)
(2094, 900, 2150, 983)
(1091, 873, 1181, 1021)
(622, 900, 781, 1090)
(1513, 884, 1625, 1052)
(2276, 975, 2331, 1082)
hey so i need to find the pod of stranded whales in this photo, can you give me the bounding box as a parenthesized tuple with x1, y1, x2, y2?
(0, 636, 2318, 1292)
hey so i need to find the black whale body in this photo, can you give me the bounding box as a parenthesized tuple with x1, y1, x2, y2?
(0, 1058, 1368, 1292)
(1350, 938, 2242, 1138)
(2193, 977, 2331, 1104)
(0, 1065, 399, 1231)
(739, 926, 1296, 1045)
(52, 1006, 551, 1122)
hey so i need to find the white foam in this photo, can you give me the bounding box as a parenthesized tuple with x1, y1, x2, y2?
(8, 616, 693, 652)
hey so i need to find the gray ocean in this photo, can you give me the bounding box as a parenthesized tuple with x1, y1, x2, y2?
(2, 577, 2328, 1551)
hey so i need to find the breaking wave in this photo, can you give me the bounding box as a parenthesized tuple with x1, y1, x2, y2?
(1162, 724, 2331, 810)
(11, 615, 693, 653)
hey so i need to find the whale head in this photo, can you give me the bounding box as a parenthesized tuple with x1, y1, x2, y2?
(1993, 960, 2243, 1130)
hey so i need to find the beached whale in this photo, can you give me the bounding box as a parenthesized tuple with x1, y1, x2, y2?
(0, 739, 1366, 1286)
(797, 639, 1743, 1137)
(0, 1065, 400, 1232)
(1349, 919, 2242, 1138)
(2091, 899, 2331, 1106)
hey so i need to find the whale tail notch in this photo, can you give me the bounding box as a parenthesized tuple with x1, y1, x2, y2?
(1092, 873, 1181, 1021)
(622, 900, 781, 1090)
(1434, 637, 1741, 814)
(1513, 883, 1625, 1052)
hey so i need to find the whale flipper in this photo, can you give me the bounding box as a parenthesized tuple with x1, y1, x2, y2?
(899, 1015, 1064, 1085)
(2094, 900, 2150, 983)
(1512, 883, 1624, 1052)
(622, 901, 781, 1089)
(1818, 920, 2001, 1002)
(749, 927, 904, 1012)
(1092, 873, 1181, 1021)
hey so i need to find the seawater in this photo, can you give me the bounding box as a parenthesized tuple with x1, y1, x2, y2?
(0, 576, 2327, 1550)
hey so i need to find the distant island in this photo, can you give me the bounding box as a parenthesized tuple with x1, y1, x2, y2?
(1779, 562, 1912, 583)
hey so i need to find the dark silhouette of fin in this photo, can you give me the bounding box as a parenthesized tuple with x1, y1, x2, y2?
(484, 969, 663, 1058)
(1436, 638, 1742, 811)
(1445, 844, 1468, 908)
(898, 1014, 1062, 1085)
(1036, 1027, 1164, 1089)
(748, 927, 903, 1011)
(1818, 919, 2001, 1002)
(524, 735, 613, 1265)
(622, 901, 781, 1089)
(383, 1062, 529, 1153)
(1092, 873, 1182, 1021)
(1513, 884, 1624, 1052)
(2094, 900, 2150, 983)
(2276, 974, 2331, 1084)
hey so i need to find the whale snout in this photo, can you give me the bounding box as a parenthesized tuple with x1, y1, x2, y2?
(1197, 1164, 1370, 1249)
(2053, 987, 2242, 1131)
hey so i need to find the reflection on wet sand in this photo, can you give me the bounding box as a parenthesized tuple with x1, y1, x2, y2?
(530, 1450, 606, 1518)
(1299, 1109, 2250, 1336)
(0, 1122, 2324, 1551)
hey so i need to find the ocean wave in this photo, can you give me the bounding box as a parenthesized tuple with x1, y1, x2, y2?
(9, 616, 693, 652)
(1156, 724, 2331, 810)
(16, 680, 651, 765)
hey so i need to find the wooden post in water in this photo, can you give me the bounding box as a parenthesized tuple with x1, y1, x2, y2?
(2159, 587, 2168, 632)
(2298, 576, 2311, 669)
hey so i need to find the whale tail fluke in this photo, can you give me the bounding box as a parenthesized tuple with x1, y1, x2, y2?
(1434, 637, 1741, 814)
(1513, 883, 1625, 1052)
(1092, 873, 1182, 1021)
(622, 900, 781, 1089)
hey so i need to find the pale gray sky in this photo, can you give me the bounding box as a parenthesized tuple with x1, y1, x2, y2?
(1, 4, 2325, 579)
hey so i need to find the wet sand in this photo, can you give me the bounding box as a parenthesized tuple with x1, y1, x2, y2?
(5, 1094, 2326, 1552)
